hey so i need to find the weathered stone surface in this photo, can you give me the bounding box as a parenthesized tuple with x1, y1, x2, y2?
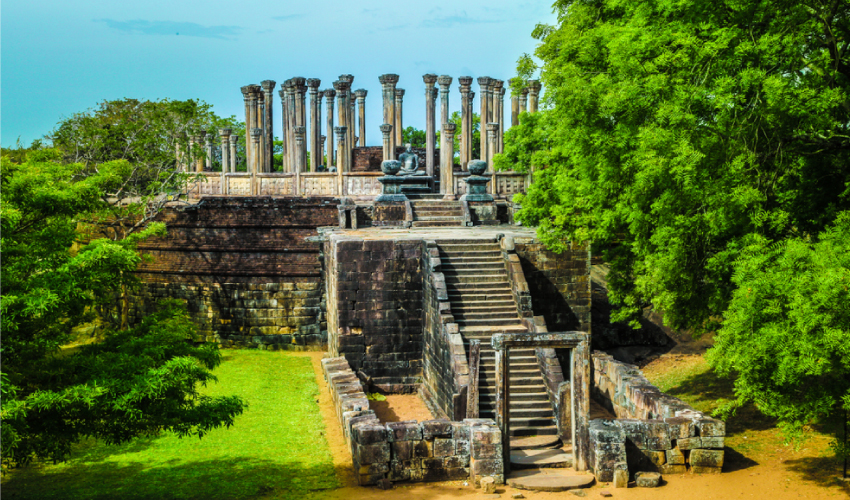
(660, 464, 687, 475)
(666, 447, 685, 465)
(634, 471, 661, 487)
(689, 449, 724, 468)
(357, 442, 390, 464)
(507, 469, 595, 492)
(387, 421, 423, 442)
(612, 468, 628, 488)
(481, 476, 496, 493)
(691, 465, 722, 474)
(697, 418, 726, 437)
(422, 419, 453, 439)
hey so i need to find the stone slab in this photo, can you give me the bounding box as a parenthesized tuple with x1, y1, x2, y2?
(507, 469, 595, 492)
(510, 449, 573, 469)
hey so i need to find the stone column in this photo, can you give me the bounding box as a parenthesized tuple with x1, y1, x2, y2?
(279, 84, 289, 173)
(324, 89, 336, 171)
(204, 132, 213, 172)
(256, 90, 266, 172)
(240, 86, 253, 169)
(229, 134, 238, 173)
(307, 78, 321, 172)
(458, 76, 473, 169)
(287, 81, 299, 173)
(527, 80, 541, 113)
(317, 90, 324, 166)
(250, 127, 262, 179)
(339, 75, 354, 151)
(468, 90, 476, 163)
(478, 77, 492, 167)
(380, 124, 393, 161)
(437, 75, 452, 128)
(394, 89, 405, 146)
(320, 135, 326, 168)
(499, 86, 507, 152)
(261, 80, 276, 172)
(422, 74, 437, 177)
(350, 96, 357, 146)
(509, 78, 520, 127)
(378, 74, 399, 157)
(335, 126, 347, 172)
(294, 126, 307, 175)
(491, 80, 504, 153)
(486, 123, 498, 194)
(219, 128, 231, 172)
(334, 81, 350, 173)
(355, 89, 367, 148)
(520, 87, 529, 115)
(441, 123, 457, 196)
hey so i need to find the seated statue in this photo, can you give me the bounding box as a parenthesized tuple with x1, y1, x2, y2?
(397, 144, 426, 176)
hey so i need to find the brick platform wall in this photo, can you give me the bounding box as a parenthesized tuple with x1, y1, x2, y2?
(130, 197, 339, 349)
(324, 238, 425, 391)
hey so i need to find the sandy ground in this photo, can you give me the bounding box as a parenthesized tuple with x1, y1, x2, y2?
(298, 352, 850, 500)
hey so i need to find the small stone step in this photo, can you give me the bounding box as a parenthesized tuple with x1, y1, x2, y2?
(511, 449, 574, 469)
(510, 435, 562, 450)
(506, 469, 595, 492)
(411, 220, 465, 227)
(459, 325, 528, 334)
(510, 425, 559, 436)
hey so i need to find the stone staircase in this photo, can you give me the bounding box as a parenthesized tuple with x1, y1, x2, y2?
(437, 239, 558, 439)
(411, 198, 465, 227)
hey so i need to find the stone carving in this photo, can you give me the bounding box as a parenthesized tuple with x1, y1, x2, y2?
(397, 144, 425, 176)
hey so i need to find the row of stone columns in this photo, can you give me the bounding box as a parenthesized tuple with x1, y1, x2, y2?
(509, 79, 542, 126)
(180, 130, 240, 173)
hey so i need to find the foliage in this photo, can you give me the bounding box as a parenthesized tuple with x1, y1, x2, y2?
(50, 99, 242, 238)
(507, 0, 850, 333)
(436, 111, 481, 161)
(1, 351, 337, 499)
(0, 153, 245, 468)
(708, 212, 850, 456)
(402, 126, 426, 148)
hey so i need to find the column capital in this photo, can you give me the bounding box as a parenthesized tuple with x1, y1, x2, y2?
(458, 76, 473, 92)
(338, 74, 354, 84)
(521, 87, 530, 96)
(261, 80, 277, 92)
(379, 124, 393, 135)
(437, 75, 453, 88)
(306, 78, 322, 90)
(241, 85, 253, 98)
(333, 80, 350, 92)
(500, 87, 507, 97)
(229, 135, 239, 144)
(219, 128, 232, 137)
(422, 73, 438, 85)
(278, 88, 286, 99)
(477, 76, 493, 87)
(442, 122, 457, 135)
(492, 79, 505, 91)
(324, 88, 336, 99)
(250, 128, 263, 139)
(334, 126, 347, 136)
(527, 80, 542, 93)
(395, 88, 405, 98)
(291, 77, 306, 87)
(486, 122, 500, 133)
(318, 90, 325, 99)
(294, 126, 306, 137)
(248, 84, 262, 95)
(379, 74, 400, 85)
(354, 88, 368, 98)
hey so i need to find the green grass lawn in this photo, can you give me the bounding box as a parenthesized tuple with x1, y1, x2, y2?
(2, 350, 339, 500)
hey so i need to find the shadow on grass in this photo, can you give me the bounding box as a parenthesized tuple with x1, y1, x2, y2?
(784, 455, 850, 491)
(661, 368, 777, 435)
(2, 454, 339, 500)
(722, 447, 759, 472)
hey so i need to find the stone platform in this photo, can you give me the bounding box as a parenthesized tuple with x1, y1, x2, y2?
(318, 224, 538, 241)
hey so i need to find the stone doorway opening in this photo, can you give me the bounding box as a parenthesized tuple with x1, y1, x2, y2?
(491, 332, 591, 474)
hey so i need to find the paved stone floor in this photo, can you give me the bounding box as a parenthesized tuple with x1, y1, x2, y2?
(319, 224, 539, 241)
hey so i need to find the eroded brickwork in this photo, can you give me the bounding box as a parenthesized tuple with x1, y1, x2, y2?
(131, 197, 339, 349)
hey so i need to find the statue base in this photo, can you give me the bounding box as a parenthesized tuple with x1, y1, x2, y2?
(464, 174, 493, 202)
(376, 176, 409, 203)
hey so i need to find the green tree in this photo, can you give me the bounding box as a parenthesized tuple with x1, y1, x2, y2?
(0, 151, 245, 467)
(402, 126, 426, 148)
(506, 0, 850, 333)
(707, 212, 850, 475)
(436, 111, 481, 161)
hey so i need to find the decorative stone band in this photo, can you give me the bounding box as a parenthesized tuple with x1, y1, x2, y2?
(321, 357, 504, 487)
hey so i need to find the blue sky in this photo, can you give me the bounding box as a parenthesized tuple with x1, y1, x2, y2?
(1, 0, 554, 148)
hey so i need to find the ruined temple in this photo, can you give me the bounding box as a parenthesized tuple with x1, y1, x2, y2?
(131, 74, 726, 492)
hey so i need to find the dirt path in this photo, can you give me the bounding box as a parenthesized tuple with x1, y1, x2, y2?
(296, 352, 849, 500)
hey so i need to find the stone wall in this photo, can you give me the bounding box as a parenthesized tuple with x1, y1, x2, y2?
(324, 237, 425, 391)
(589, 352, 726, 480)
(514, 239, 591, 333)
(351, 146, 440, 172)
(322, 357, 504, 487)
(130, 197, 338, 349)
(421, 240, 469, 420)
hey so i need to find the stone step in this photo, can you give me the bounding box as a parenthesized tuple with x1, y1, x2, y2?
(510, 449, 574, 470)
(478, 394, 550, 404)
(410, 201, 462, 208)
(440, 256, 504, 265)
(448, 295, 515, 303)
(446, 282, 512, 291)
(455, 314, 522, 323)
(480, 400, 551, 410)
(412, 215, 465, 222)
(510, 425, 559, 437)
(455, 317, 525, 326)
(506, 469, 595, 492)
(453, 306, 517, 315)
(510, 435, 563, 450)
(441, 263, 506, 272)
(440, 250, 502, 257)
(438, 243, 500, 250)
(411, 220, 465, 227)
(435, 239, 499, 244)
(459, 325, 528, 335)
(444, 274, 509, 284)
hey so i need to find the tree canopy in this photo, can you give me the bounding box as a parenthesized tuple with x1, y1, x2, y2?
(501, 0, 850, 457)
